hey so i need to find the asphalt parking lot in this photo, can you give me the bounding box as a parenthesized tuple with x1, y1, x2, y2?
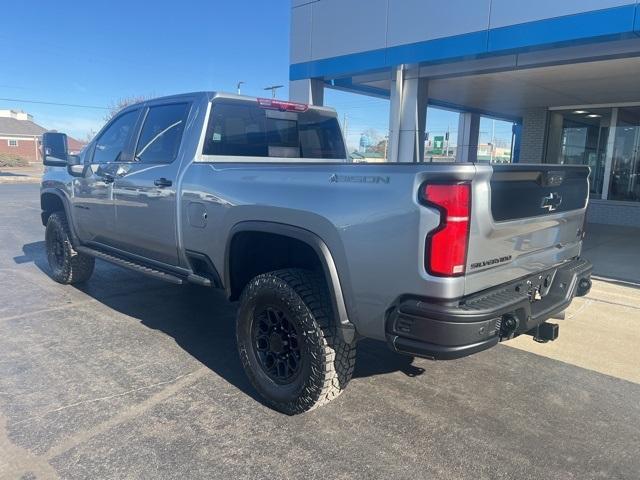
(1, 184, 639, 480)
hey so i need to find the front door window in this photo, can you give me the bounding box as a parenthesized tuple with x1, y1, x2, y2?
(93, 110, 139, 164)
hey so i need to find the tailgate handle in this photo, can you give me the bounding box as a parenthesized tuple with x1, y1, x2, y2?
(154, 177, 172, 188)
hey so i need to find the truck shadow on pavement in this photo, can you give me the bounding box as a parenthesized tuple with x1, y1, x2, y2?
(17, 241, 426, 406)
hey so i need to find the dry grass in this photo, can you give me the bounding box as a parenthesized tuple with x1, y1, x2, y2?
(0, 153, 29, 168)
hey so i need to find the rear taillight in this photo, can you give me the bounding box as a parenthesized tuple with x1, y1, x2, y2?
(421, 183, 471, 277)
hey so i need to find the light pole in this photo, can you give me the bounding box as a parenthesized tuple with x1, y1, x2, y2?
(384, 135, 389, 161)
(490, 119, 496, 163)
(236, 81, 245, 95)
(264, 85, 284, 99)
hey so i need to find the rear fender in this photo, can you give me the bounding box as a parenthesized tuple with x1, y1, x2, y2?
(225, 221, 356, 344)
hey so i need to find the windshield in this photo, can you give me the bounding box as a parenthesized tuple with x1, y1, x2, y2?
(202, 100, 346, 160)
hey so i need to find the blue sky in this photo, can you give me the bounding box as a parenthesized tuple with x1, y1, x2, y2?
(0, 0, 513, 150)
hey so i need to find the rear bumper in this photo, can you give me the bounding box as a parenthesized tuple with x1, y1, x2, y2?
(386, 258, 592, 360)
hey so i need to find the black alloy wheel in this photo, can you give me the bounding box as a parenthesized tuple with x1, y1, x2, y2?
(251, 306, 302, 384)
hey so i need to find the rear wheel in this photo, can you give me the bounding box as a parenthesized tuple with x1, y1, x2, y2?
(236, 269, 356, 415)
(45, 212, 95, 284)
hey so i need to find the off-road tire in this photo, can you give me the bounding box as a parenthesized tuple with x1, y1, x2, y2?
(236, 268, 356, 415)
(45, 212, 95, 284)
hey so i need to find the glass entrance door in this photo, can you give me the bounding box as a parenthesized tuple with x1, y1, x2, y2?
(609, 107, 640, 202)
(545, 108, 610, 198)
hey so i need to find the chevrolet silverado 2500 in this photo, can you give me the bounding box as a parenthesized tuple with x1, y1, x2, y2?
(40, 92, 592, 414)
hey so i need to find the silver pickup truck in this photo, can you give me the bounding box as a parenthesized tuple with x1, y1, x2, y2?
(40, 92, 592, 414)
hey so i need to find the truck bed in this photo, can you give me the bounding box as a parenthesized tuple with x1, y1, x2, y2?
(180, 160, 589, 340)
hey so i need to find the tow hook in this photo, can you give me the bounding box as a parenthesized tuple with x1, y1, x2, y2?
(577, 278, 592, 297)
(529, 322, 559, 343)
(499, 314, 519, 340)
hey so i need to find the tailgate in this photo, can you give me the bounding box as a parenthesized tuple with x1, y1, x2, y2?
(465, 164, 589, 295)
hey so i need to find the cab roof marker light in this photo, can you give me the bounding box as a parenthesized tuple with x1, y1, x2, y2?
(257, 98, 309, 113)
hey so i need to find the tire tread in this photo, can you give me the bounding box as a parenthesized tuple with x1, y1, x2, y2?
(237, 268, 356, 414)
(46, 212, 95, 284)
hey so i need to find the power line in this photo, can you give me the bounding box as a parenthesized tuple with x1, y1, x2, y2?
(0, 97, 109, 110)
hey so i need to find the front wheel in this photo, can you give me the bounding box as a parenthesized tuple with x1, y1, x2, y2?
(45, 212, 95, 284)
(236, 269, 356, 415)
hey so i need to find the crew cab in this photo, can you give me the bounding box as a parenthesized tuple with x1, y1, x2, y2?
(40, 92, 592, 414)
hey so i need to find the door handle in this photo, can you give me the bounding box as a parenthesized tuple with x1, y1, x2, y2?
(154, 177, 172, 188)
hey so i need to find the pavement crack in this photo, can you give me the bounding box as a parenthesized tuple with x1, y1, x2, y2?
(13, 370, 204, 427)
(587, 296, 640, 311)
(567, 299, 593, 319)
(0, 284, 170, 324)
(0, 299, 99, 324)
(42, 367, 208, 461)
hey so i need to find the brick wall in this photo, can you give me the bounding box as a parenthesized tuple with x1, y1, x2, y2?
(518, 108, 548, 164)
(587, 200, 640, 227)
(0, 137, 40, 162)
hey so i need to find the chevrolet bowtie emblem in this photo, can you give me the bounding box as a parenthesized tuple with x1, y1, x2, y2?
(541, 192, 563, 212)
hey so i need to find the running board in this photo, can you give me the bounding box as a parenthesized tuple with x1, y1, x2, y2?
(76, 246, 185, 285)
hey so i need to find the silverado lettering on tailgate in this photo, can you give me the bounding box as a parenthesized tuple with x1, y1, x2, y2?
(470, 255, 513, 270)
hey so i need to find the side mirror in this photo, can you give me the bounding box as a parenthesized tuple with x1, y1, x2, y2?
(67, 154, 86, 177)
(42, 132, 68, 167)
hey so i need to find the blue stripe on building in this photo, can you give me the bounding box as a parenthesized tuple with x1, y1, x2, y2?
(290, 3, 640, 81)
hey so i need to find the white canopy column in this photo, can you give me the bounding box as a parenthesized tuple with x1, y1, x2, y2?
(456, 112, 481, 163)
(289, 79, 325, 106)
(388, 65, 429, 162)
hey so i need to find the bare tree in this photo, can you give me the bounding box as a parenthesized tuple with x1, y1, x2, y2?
(104, 96, 149, 121)
(84, 129, 97, 143)
(372, 138, 388, 156)
(362, 128, 381, 144)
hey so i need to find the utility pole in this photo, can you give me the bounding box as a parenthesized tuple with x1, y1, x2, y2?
(236, 81, 245, 95)
(490, 119, 496, 163)
(445, 125, 450, 158)
(264, 85, 284, 99)
(384, 135, 389, 161)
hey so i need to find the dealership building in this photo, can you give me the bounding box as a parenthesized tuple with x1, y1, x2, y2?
(289, 0, 640, 226)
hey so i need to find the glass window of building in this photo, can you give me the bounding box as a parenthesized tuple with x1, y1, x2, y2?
(477, 117, 516, 164)
(546, 108, 611, 199)
(609, 107, 640, 202)
(546, 106, 640, 203)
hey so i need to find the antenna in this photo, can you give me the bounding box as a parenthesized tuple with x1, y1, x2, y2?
(236, 81, 245, 95)
(264, 85, 284, 99)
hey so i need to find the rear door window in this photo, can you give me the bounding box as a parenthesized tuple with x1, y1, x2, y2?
(202, 100, 346, 159)
(135, 103, 190, 164)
